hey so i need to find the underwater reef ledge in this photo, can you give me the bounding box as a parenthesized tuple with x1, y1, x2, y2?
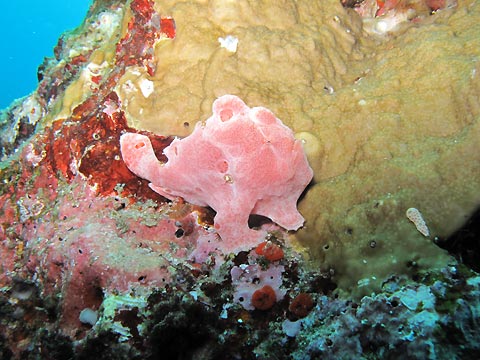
(0, 0, 479, 358)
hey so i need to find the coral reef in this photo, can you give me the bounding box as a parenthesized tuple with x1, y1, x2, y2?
(109, 0, 480, 295)
(289, 266, 480, 360)
(0, 0, 479, 358)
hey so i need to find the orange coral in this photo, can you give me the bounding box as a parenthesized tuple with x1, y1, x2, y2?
(289, 293, 314, 318)
(251, 285, 277, 310)
(255, 241, 284, 262)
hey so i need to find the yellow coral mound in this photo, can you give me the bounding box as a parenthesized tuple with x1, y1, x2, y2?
(58, 0, 480, 296)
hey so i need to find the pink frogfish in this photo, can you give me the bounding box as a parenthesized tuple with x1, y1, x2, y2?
(120, 95, 313, 254)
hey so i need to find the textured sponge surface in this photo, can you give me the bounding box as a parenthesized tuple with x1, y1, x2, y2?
(120, 95, 313, 253)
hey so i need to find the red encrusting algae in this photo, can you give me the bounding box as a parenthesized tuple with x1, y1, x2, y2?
(255, 241, 284, 262)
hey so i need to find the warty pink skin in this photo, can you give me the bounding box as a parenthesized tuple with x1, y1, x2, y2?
(120, 95, 313, 253)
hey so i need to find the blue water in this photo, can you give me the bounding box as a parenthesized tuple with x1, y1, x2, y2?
(0, 1, 92, 110)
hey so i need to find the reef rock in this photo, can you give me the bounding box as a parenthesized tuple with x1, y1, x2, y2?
(0, 0, 479, 330)
(109, 0, 480, 296)
(0, 0, 480, 358)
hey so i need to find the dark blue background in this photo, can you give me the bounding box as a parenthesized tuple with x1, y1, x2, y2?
(1, 1, 92, 109)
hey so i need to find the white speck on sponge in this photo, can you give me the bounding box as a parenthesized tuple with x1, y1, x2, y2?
(139, 78, 154, 98)
(218, 35, 239, 53)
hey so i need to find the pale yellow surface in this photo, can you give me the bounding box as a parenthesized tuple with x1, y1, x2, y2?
(64, 0, 480, 296)
(44, 6, 124, 122)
